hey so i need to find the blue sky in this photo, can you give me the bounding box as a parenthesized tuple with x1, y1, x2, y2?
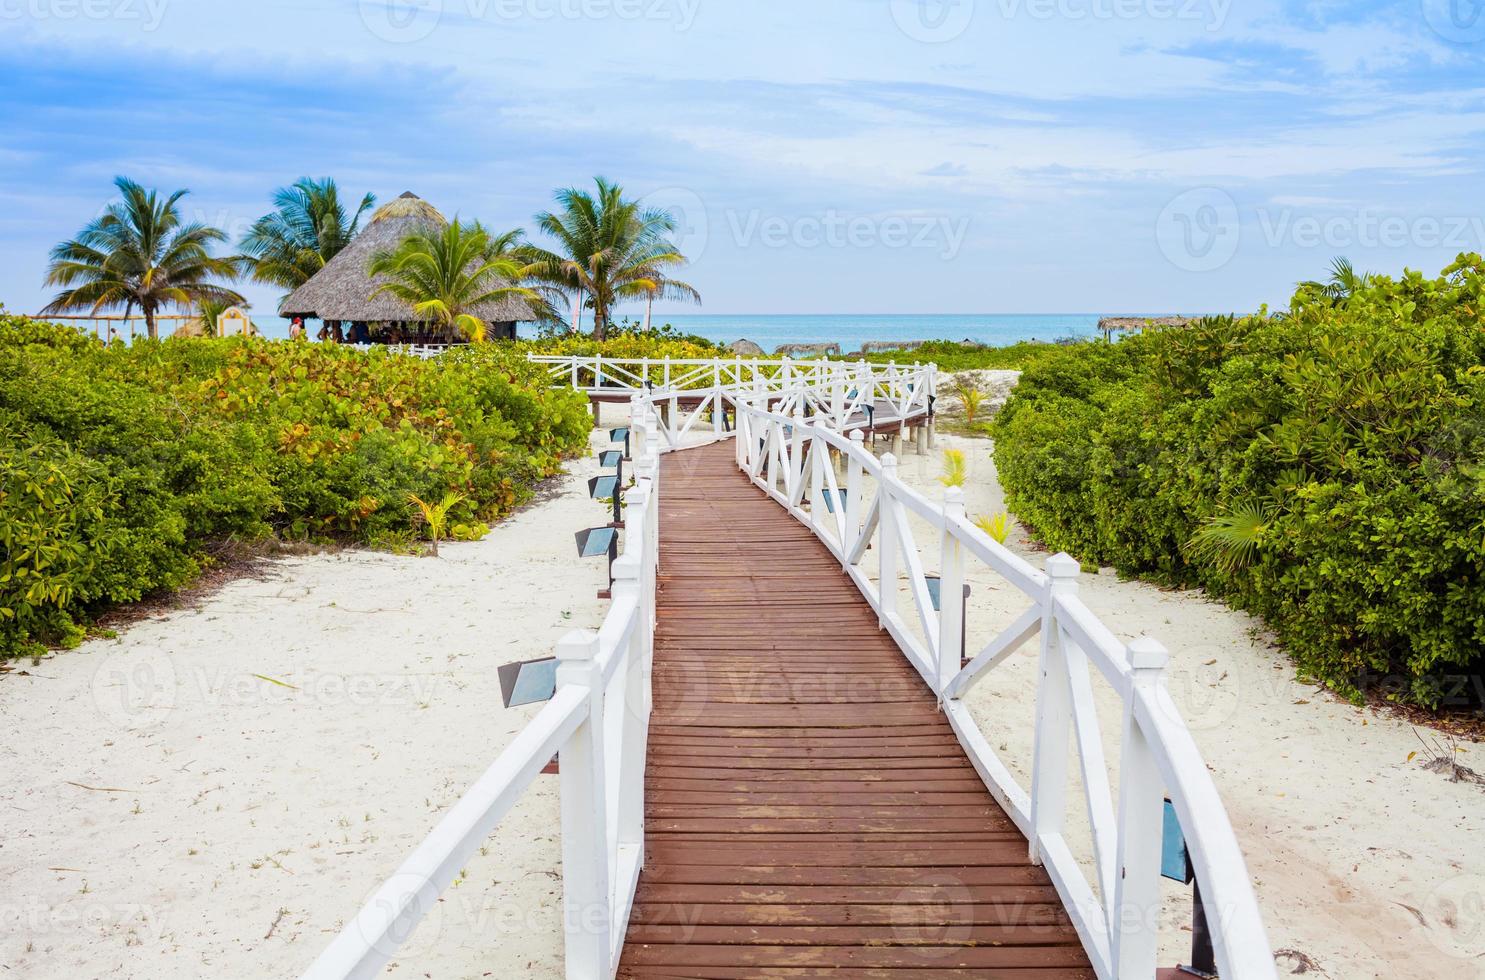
(2, 0, 1484, 321)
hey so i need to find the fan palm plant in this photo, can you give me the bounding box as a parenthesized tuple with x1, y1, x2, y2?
(42, 177, 244, 339)
(1298, 257, 1372, 305)
(368, 220, 537, 342)
(525, 177, 700, 339)
(240, 177, 375, 290)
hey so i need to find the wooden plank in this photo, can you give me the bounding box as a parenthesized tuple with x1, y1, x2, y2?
(617, 442, 1091, 977)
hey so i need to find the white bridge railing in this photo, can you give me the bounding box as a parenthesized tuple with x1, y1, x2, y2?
(301, 398, 665, 980)
(528, 353, 936, 451)
(735, 398, 1276, 980)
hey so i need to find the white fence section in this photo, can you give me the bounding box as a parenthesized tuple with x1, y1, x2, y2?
(529, 354, 936, 451)
(735, 399, 1277, 980)
(300, 405, 665, 980)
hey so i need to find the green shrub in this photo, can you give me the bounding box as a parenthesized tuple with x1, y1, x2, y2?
(0, 318, 592, 657)
(992, 256, 1485, 705)
(852, 339, 1087, 372)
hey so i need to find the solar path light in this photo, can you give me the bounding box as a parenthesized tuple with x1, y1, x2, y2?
(495, 657, 562, 774)
(1163, 800, 1217, 978)
(575, 524, 618, 599)
(609, 426, 630, 458)
(924, 574, 971, 665)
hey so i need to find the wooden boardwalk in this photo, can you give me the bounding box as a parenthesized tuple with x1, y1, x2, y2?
(617, 442, 1094, 978)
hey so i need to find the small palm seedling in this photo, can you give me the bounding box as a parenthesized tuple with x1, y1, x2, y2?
(973, 511, 1010, 544)
(939, 449, 966, 488)
(1184, 502, 1274, 573)
(953, 377, 986, 423)
(408, 491, 466, 557)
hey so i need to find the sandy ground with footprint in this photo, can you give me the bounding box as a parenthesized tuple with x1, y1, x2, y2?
(4, 407, 1483, 980)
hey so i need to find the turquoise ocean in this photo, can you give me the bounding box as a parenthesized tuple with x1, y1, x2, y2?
(256, 313, 1168, 348)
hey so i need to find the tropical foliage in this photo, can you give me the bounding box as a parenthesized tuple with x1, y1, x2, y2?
(240, 177, 375, 290)
(368, 220, 538, 342)
(41, 177, 244, 339)
(526, 177, 700, 340)
(0, 315, 591, 658)
(991, 255, 1485, 705)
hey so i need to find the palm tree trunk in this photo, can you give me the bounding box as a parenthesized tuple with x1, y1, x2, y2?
(644, 295, 653, 332)
(143, 303, 157, 340)
(570, 291, 583, 335)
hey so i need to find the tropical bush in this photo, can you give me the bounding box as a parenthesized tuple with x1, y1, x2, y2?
(854, 339, 1084, 372)
(0, 317, 590, 657)
(992, 256, 1485, 705)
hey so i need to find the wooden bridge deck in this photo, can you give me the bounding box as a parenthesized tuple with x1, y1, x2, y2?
(617, 441, 1093, 978)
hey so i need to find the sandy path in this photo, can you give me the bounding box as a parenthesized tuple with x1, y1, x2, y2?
(890, 432, 1485, 980)
(0, 427, 624, 979)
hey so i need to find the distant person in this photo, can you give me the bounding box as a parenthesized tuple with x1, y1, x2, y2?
(331, 323, 345, 344)
(316, 323, 330, 342)
(348, 321, 369, 344)
(290, 317, 305, 340)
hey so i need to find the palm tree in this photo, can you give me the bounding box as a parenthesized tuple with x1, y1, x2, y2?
(525, 177, 700, 340)
(42, 177, 244, 339)
(367, 220, 537, 342)
(240, 177, 376, 290)
(1299, 257, 1372, 305)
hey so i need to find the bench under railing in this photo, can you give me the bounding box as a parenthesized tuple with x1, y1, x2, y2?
(734, 396, 1277, 980)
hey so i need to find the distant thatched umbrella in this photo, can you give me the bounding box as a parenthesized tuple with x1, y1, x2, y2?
(279, 192, 533, 336)
(1097, 315, 1191, 340)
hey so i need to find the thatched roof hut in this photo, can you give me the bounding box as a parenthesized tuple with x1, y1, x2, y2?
(1097, 315, 1191, 337)
(279, 192, 533, 334)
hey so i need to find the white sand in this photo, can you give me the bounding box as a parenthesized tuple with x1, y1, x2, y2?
(890, 432, 1485, 980)
(0, 427, 624, 979)
(5, 418, 1481, 980)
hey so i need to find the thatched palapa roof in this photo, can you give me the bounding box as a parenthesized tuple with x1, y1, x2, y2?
(279, 192, 534, 322)
(1097, 316, 1191, 334)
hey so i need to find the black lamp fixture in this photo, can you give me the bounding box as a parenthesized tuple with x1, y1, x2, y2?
(924, 574, 971, 665)
(575, 524, 618, 599)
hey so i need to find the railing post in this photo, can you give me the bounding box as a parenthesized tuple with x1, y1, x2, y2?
(1028, 552, 1080, 865)
(1112, 637, 1171, 979)
(808, 422, 827, 532)
(789, 400, 807, 506)
(878, 453, 899, 628)
(937, 486, 966, 695)
(844, 430, 864, 565)
(555, 629, 611, 978)
(611, 548, 649, 884)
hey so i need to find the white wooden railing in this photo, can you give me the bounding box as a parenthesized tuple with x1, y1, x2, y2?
(734, 397, 1277, 980)
(300, 400, 665, 980)
(530, 354, 936, 451)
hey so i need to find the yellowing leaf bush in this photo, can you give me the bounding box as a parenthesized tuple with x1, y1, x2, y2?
(0, 317, 592, 657)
